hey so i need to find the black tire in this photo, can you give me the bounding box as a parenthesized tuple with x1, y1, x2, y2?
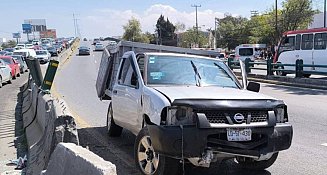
(275, 65, 287, 76)
(7, 74, 12, 84)
(106, 103, 123, 137)
(0, 76, 2, 88)
(12, 72, 16, 80)
(237, 152, 279, 170)
(134, 127, 179, 175)
(303, 74, 311, 78)
(17, 72, 20, 77)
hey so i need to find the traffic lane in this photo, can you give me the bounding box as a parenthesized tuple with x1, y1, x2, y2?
(55, 41, 108, 127)
(259, 83, 327, 175)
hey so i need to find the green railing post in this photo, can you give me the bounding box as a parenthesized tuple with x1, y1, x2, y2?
(267, 58, 273, 76)
(245, 58, 251, 73)
(25, 58, 43, 87)
(228, 57, 233, 70)
(295, 59, 303, 78)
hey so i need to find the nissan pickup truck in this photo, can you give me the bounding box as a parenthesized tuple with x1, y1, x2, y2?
(96, 41, 293, 175)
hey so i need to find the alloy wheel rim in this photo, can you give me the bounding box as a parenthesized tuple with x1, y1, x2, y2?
(138, 136, 159, 175)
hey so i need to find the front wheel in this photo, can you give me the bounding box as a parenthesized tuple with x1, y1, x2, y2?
(237, 152, 279, 170)
(275, 65, 287, 76)
(134, 127, 179, 175)
(106, 103, 123, 137)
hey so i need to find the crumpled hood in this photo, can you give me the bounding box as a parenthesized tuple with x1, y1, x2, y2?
(152, 86, 275, 102)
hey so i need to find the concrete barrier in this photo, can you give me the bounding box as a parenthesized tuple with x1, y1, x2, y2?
(41, 143, 117, 175)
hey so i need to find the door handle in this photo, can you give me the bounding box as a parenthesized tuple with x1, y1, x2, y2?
(113, 90, 118, 94)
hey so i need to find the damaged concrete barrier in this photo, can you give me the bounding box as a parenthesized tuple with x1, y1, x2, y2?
(41, 143, 117, 175)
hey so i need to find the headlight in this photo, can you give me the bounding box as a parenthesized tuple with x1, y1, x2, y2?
(167, 107, 196, 125)
(275, 106, 288, 123)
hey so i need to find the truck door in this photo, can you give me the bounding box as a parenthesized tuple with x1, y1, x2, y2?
(112, 52, 143, 133)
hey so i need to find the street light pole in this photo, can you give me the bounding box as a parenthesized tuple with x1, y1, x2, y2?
(192, 4, 201, 47)
(275, 0, 278, 43)
(324, 0, 326, 28)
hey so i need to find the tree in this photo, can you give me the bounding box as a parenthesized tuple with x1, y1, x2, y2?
(155, 15, 177, 46)
(122, 17, 150, 43)
(179, 27, 208, 48)
(216, 15, 251, 50)
(175, 22, 186, 33)
(1, 40, 16, 49)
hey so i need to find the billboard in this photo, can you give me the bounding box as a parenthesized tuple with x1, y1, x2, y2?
(12, 33, 21, 38)
(40, 29, 57, 39)
(22, 24, 32, 33)
(24, 19, 47, 32)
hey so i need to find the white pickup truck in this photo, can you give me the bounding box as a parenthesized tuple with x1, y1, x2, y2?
(96, 41, 293, 175)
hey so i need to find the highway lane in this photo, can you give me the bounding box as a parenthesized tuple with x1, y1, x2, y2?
(54, 41, 327, 175)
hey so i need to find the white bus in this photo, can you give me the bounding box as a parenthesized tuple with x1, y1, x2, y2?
(274, 28, 327, 77)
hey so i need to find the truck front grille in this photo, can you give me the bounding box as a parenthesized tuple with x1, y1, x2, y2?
(204, 111, 268, 124)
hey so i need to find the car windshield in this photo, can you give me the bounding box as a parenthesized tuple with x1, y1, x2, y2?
(1, 58, 13, 64)
(80, 47, 88, 49)
(36, 51, 47, 55)
(239, 48, 254, 56)
(146, 55, 239, 88)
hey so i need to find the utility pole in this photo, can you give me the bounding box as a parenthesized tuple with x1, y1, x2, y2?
(73, 13, 77, 37)
(324, 0, 326, 28)
(214, 18, 219, 50)
(192, 4, 201, 48)
(275, 0, 278, 44)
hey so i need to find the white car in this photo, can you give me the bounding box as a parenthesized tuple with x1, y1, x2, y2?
(15, 44, 26, 50)
(0, 59, 12, 87)
(94, 43, 104, 51)
(35, 50, 51, 64)
(25, 44, 34, 49)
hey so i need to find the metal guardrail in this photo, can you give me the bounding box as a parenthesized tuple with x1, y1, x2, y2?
(225, 57, 327, 78)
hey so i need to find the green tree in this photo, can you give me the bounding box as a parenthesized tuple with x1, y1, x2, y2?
(1, 40, 16, 49)
(122, 17, 150, 43)
(156, 15, 176, 45)
(216, 15, 250, 50)
(179, 27, 208, 48)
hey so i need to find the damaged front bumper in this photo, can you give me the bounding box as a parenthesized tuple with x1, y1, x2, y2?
(147, 123, 293, 159)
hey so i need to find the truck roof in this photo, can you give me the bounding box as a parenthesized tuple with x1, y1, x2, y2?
(143, 52, 221, 61)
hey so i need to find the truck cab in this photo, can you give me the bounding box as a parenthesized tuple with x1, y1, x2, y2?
(96, 41, 293, 175)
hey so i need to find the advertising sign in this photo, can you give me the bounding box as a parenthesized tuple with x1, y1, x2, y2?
(12, 33, 21, 38)
(22, 24, 32, 33)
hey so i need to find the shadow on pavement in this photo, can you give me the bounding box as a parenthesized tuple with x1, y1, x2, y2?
(263, 83, 327, 96)
(77, 126, 272, 175)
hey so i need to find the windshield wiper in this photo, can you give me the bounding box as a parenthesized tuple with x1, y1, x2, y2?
(190, 61, 201, 87)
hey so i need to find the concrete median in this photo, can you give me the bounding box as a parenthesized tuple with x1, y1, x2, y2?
(41, 143, 117, 175)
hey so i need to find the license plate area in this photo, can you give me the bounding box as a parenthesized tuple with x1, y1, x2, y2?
(227, 128, 252, 141)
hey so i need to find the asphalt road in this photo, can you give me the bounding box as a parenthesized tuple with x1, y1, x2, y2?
(54, 41, 327, 175)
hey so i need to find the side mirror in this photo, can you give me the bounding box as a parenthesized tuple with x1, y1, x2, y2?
(247, 82, 260, 92)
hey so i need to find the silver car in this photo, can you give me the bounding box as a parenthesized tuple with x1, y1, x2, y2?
(94, 43, 104, 51)
(0, 59, 12, 87)
(36, 50, 51, 64)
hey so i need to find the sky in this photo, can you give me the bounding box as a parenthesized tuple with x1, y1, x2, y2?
(0, 0, 325, 41)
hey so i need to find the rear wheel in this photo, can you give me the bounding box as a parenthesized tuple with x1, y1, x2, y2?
(275, 65, 287, 76)
(17, 71, 20, 77)
(237, 152, 279, 170)
(0, 76, 2, 88)
(106, 103, 123, 137)
(12, 72, 16, 79)
(134, 127, 179, 175)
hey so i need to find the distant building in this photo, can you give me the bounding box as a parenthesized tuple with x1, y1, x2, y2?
(24, 19, 47, 39)
(309, 12, 327, 29)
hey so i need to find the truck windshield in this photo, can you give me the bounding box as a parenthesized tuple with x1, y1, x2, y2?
(146, 55, 239, 88)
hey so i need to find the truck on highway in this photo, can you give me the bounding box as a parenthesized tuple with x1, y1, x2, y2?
(96, 41, 293, 175)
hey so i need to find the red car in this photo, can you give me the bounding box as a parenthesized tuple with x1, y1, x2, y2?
(0, 56, 20, 79)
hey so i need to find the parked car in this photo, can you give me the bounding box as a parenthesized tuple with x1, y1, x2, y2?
(32, 40, 40, 45)
(13, 49, 37, 60)
(78, 46, 90, 55)
(0, 59, 12, 87)
(4, 52, 13, 56)
(36, 50, 51, 63)
(53, 44, 63, 53)
(0, 56, 20, 79)
(94, 43, 104, 51)
(83, 38, 87, 41)
(12, 55, 28, 73)
(47, 47, 58, 56)
(0, 51, 8, 56)
(93, 38, 100, 45)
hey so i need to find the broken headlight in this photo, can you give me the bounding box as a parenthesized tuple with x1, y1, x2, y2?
(274, 105, 288, 123)
(167, 107, 196, 125)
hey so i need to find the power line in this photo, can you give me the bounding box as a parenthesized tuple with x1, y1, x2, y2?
(191, 4, 201, 47)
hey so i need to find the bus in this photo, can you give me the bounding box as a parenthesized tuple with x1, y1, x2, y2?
(274, 28, 327, 77)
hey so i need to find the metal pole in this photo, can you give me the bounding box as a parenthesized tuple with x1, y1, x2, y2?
(275, 0, 278, 43)
(73, 13, 77, 37)
(192, 4, 201, 47)
(324, 0, 326, 28)
(214, 18, 217, 50)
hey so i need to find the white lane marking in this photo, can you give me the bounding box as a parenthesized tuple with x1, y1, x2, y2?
(321, 143, 327, 147)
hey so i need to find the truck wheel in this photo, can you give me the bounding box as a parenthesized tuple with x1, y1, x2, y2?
(237, 152, 279, 170)
(106, 103, 122, 137)
(134, 127, 179, 175)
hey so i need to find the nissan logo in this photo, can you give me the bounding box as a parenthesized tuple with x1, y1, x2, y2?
(234, 113, 244, 123)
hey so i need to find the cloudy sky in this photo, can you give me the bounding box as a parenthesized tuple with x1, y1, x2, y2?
(0, 0, 324, 40)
